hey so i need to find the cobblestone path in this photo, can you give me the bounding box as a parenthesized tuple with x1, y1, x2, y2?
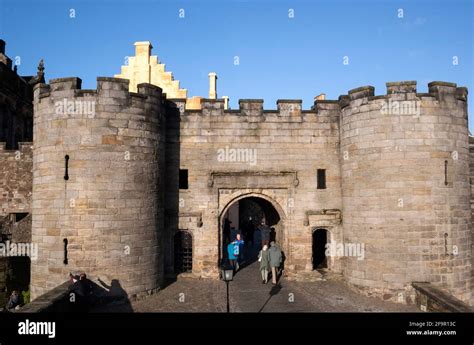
(127, 244, 419, 313)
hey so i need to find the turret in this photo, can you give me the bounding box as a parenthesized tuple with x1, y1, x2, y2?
(30, 77, 166, 300)
(339, 81, 471, 303)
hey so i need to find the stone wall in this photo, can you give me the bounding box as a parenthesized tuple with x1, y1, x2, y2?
(3, 72, 468, 306)
(469, 135, 474, 306)
(0, 142, 33, 216)
(0, 39, 34, 150)
(0, 142, 33, 308)
(0, 257, 10, 307)
(162, 80, 471, 305)
(30, 77, 166, 300)
(340, 81, 471, 304)
(164, 97, 344, 278)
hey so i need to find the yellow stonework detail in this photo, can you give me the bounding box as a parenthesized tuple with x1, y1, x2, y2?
(116, 41, 230, 110)
(185, 96, 202, 110)
(115, 41, 188, 99)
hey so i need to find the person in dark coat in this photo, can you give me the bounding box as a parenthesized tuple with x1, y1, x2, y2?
(241, 221, 249, 246)
(247, 221, 255, 247)
(223, 219, 231, 247)
(259, 220, 271, 247)
(68, 273, 89, 312)
(270, 227, 276, 243)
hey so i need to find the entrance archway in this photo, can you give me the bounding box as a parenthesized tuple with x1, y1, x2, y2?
(312, 229, 328, 269)
(219, 195, 285, 266)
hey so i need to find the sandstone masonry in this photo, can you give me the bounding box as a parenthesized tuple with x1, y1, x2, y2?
(0, 41, 472, 306)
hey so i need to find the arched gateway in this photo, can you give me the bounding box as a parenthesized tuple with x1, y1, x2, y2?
(218, 193, 287, 264)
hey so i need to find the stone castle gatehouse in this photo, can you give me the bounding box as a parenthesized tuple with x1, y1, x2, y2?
(1, 41, 472, 306)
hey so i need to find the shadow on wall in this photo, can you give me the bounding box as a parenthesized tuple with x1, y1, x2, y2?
(163, 100, 182, 280)
(89, 278, 133, 312)
(73, 277, 134, 312)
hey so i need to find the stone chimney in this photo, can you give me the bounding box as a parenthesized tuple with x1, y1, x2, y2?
(134, 41, 152, 62)
(222, 96, 229, 110)
(208, 72, 217, 99)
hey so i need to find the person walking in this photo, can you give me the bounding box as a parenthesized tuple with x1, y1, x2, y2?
(269, 241, 282, 285)
(227, 241, 239, 271)
(68, 273, 88, 312)
(259, 220, 271, 247)
(223, 219, 231, 246)
(247, 222, 255, 247)
(258, 245, 271, 284)
(235, 233, 245, 265)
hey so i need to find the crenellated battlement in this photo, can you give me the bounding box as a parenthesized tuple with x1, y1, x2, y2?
(312, 99, 340, 114)
(347, 85, 375, 101)
(33, 77, 167, 127)
(34, 77, 165, 109)
(171, 98, 336, 118)
(339, 81, 468, 123)
(164, 80, 467, 122)
(239, 99, 264, 116)
(277, 99, 302, 116)
(386, 81, 417, 94)
(339, 81, 468, 105)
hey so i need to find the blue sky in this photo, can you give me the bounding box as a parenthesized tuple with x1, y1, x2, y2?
(1, 0, 473, 130)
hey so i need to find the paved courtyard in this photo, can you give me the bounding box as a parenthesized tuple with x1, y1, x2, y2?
(129, 270, 419, 313)
(125, 245, 420, 313)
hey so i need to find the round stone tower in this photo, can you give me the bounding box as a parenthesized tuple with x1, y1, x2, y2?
(31, 77, 165, 300)
(340, 81, 471, 303)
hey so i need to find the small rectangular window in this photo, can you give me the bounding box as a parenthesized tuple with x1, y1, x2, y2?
(317, 169, 326, 189)
(14, 213, 29, 222)
(179, 169, 188, 189)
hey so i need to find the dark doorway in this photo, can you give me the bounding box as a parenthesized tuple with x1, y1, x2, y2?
(220, 196, 284, 270)
(0, 257, 30, 307)
(179, 169, 188, 189)
(312, 229, 328, 269)
(174, 231, 192, 273)
(238, 197, 281, 245)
